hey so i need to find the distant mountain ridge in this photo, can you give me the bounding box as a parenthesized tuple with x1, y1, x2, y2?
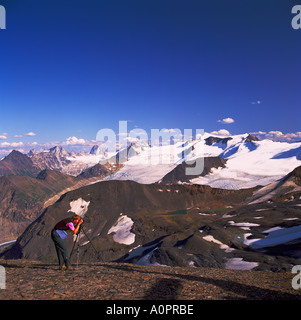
(1, 131, 300, 189)
(99, 132, 301, 189)
(0, 150, 40, 177)
(0, 156, 121, 243)
(0, 131, 300, 245)
(29, 147, 76, 175)
(0, 170, 77, 242)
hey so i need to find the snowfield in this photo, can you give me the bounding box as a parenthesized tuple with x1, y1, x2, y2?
(71, 132, 301, 189)
(68, 198, 90, 218)
(189, 133, 301, 189)
(225, 258, 259, 270)
(108, 214, 135, 245)
(203, 235, 235, 253)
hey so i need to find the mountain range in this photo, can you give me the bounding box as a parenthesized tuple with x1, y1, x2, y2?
(4, 131, 300, 188)
(0, 150, 40, 177)
(0, 131, 301, 271)
(0, 149, 121, 242)
(92, 132, 301, 189)
(2, 166, 301, 272)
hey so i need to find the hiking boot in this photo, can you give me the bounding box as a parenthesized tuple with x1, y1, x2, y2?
(59, 265, 66, 270)
(66, 266, 73, 271)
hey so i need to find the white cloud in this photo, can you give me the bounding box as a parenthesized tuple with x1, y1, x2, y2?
(251, 100, 262, 105)
(252, 131, 301, 142)
(268, 130, 283, 137)
(162, 128, 176, 133)
(0, 142, 11, 147)
(11, 142, 24, 147)
(0, 141, 24, 148)
(27, 142, 38, 147)
(210, 129, 231, 136)
(0, 135, 7, 140)
(13, 132, 36, 138)
(218, 117, 235, 124)
(65, 136, 87, 145)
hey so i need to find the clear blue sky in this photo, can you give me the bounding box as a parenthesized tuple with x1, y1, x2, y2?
(0, 0, 300, 152)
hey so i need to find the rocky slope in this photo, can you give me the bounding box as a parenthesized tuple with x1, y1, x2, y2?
(247, 165, 301, 204)
(0, 170, 78, 242)
(1, 140, 301, 273)
(29, 146, 86, 176)
(0, 259, 300, 300)
(0, 148, 122, 243)
(0, 150, 40, 177)
(1, 180, 255, 263)
(3, 166, 301, 272)
(157, 157, 227, 184)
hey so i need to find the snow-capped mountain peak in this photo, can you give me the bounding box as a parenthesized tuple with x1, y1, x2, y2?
(101, 132, 301, 189)
(19, 132, 301, 189)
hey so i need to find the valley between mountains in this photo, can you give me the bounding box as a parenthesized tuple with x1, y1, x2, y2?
(0, 132, 301, 279)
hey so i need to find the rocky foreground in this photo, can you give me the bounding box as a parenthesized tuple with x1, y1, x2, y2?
(0, 259, 300, 300)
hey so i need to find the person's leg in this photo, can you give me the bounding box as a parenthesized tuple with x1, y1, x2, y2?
(61, 243, 71, 267)
(51, 229, 69, 267)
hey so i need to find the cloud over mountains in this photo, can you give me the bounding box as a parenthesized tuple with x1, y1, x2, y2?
(217, 117, 235, 124)
(252, 131, 301, 142)
(1, 129, 301, 159)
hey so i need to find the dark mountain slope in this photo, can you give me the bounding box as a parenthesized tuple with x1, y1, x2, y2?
(36, 169, 77, 191)
(0, 170, 78, 242)
(1, 180, 255, 263)
(157, 157, 227, 184)
(0, 150, 40, 177)
(286, 165, 301, 185)
(3, 164, 301, 271)
(78, 162, 122, 179)
(78, 163, 110, 179)
(247, 165, 301, 204)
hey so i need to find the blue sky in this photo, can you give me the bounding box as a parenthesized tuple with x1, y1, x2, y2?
(0, 0, 300, 154)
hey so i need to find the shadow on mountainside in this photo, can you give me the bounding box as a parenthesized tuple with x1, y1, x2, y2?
(105, 264, 300, 300)
(143, 278, 183, 300)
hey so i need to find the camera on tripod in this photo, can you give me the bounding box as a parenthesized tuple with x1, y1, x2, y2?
(69, 222, 101, 267)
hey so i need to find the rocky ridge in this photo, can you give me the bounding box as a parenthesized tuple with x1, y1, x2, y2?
(0, 259, 300, 300)
(2, 167, 301, 272)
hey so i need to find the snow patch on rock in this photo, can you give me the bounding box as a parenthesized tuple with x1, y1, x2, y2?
(68, 198, 90, 218)
(108, 214, 135, 245)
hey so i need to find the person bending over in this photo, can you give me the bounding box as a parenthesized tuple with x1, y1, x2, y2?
(51, 214, 83, 270)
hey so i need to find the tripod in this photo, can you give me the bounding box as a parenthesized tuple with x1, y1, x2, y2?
(69, 225, 101, 268)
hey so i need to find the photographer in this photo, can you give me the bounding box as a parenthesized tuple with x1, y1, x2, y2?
(51, 214, 83, 270)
